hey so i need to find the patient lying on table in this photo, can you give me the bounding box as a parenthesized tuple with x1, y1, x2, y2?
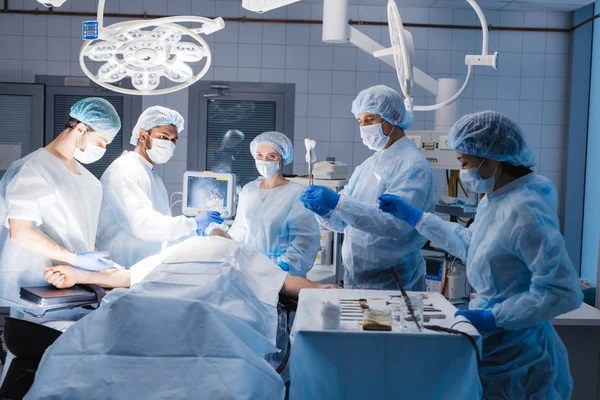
(27, 233, 338, 400)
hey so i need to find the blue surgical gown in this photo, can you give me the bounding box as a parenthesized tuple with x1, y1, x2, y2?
(416, 173, 583, 399)
(317, 136, 436, 290)
(228, 180, 320, 277)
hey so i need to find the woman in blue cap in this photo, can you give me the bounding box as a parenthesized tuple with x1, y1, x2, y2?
(379, 111, 583, 399)
(227, 131, 320, 277)
(0, 97, 122, 307)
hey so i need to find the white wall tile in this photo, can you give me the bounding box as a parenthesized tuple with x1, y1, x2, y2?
(285, 69, 309, 93)
(473, 75, 498, 99)
(0, 14, 23, 36)
(427, 50, 451, 75)
(46, 37, 71, 62)
(261, 68, 285, 83)
(214, 22, 239, 43)
(451, 29, 476, 52)
(147, 0, 169, 15)
(307, 117, 331, 141)
(285, 24, 310, 46)
(428, 28, 452, 50)
(545, 54, 570, 78)
(521, 124, 542, 148)
(356, 50, 380, 72)
(331, 95, 355, 119)
(497, 53, 522, 77)
(358, 6, 383, 22)
(520, 77, 544, 101)
(120, 0, 144, 14)
(262, 44, 286, 69)
(330, 118, 356, 142)
(545, 32, 570, 54)
(286, 3, 311, 20)
(22, 36, 47, 61)
(499, 31, 524, 53)
(214, 43, 238, 67)
(307, 94, 332, 118)
(23, 61, 46, 82)
(0, 36, 23, 60)
(500, 11, 524, 28)
(332, 71, 357, 95)
(541, 125, 565, 149)
(0, 60, 23, 82)
(328, 141, 355, 166)
(522, 32, 547, 54)
(214, 66, 238, 81)
(523, 12, 548, 28)
(309, 46, 334, 70)
(23, 15, 47, 37)
(285, 45, 309, 70)
(495, 100, 520, 122)
(333, 47, 357, 71)
(238, 67, 261, 82)
(547, 12, 571, 30)
(239, 23, 263, 44)
(238, 43, 262, 68)
(262, 24, 287, 45)
(46, 61, 70, 75)
(406, 7, 430, 24)
(216, 1, 240, 18)
(542, 101, 568, 126)
(521, 53, 546, 77)
(543, 77, 568, 101)
(308, 70, 333, 94)
(294, 117, 307, 140)
(519, 101, 544, 124)
(539, 148, 564, 172)
(47, 15, 71, 37)
(295, 93, 308, 117)
(496, 76, 521, 100)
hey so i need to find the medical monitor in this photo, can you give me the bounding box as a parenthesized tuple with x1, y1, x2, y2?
(183, 171, 236, 219)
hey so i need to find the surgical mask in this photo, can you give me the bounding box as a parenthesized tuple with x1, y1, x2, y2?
(255, 160, 280, 178)
(74, 144, 106, 164)
(459, 160, 499, 194)
(146, 138, 175, 164)
(360, 123, 393, 152)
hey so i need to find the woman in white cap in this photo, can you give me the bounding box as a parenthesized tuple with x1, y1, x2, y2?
(227, 131, 320, 277)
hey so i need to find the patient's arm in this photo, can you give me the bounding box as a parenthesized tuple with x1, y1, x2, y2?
(44, 265, 131, 289)
(280, 275, 341, 298)
(208, 228, 231, 239)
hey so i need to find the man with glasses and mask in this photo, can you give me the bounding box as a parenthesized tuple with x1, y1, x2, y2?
(0, 97, 121, 307)
(96, 106, 223, 267)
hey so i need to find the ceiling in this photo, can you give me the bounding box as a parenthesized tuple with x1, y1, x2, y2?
(301, 0, 594, 12)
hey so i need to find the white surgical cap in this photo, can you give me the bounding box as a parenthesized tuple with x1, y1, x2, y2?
(351, 85, 414, 130)
(448, 111, 536, 167)
(250, 131, 294, 165)
(130, 106, 185, 146)
(70, 97, 121, 139)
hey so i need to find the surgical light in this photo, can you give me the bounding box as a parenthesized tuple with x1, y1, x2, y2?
(79, 0, 224, 96)
(36, 0, 66, 7)
(242, 0, 301, 13)
(375, 0, 499, 113)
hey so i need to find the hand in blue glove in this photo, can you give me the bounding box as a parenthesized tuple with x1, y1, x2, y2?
(304, 202, 332, 217)
(73, 251, 113, 271)
(278, 261, 290, 272)
(378, 194, 424, 228)
(195, 211, 224, 236)
(455, 309, 497, 332)
(300, 186, 340, 210)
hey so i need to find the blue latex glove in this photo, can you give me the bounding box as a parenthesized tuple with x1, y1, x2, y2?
(378, 194, 424, 228)
(300, 186, 340, 210)
(195, 211, 224, 236)
(304, 202, 331, 217)
(278, 261, 290, 272)
(455, 309, 497, 332)
(73, 251, 113, 271)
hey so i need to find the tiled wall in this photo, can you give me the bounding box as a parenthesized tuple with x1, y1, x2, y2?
(0, 0, 573, 217)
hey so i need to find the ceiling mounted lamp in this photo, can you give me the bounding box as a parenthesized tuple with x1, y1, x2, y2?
(79, 0, 224, 96)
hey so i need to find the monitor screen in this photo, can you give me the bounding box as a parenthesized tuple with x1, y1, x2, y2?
(426, 259, 443, 276)
(186, 175, 229, 212)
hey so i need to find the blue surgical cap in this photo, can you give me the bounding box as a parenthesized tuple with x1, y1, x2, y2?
(250, 131, 293, 165)
(70, 97, 121, 139)
(351, 85, 414, 130)
(130, 106, 185, 146)
(448, 111, 536, 167)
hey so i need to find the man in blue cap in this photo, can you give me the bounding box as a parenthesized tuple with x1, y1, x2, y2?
(0, 97, 122, 307)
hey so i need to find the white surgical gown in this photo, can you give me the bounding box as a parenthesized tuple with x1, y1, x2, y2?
(0, 149, 101, 307)
(416, 173, 583, 399)
(318, 137, 436, 290)
(96, 152, 197, 267)
(228, 180, 320, 277)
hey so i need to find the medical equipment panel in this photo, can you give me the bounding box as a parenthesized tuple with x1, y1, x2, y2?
(424, 257, 445, 293)
(183, 171, 236, 219)
(407, 131, 461, 170)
